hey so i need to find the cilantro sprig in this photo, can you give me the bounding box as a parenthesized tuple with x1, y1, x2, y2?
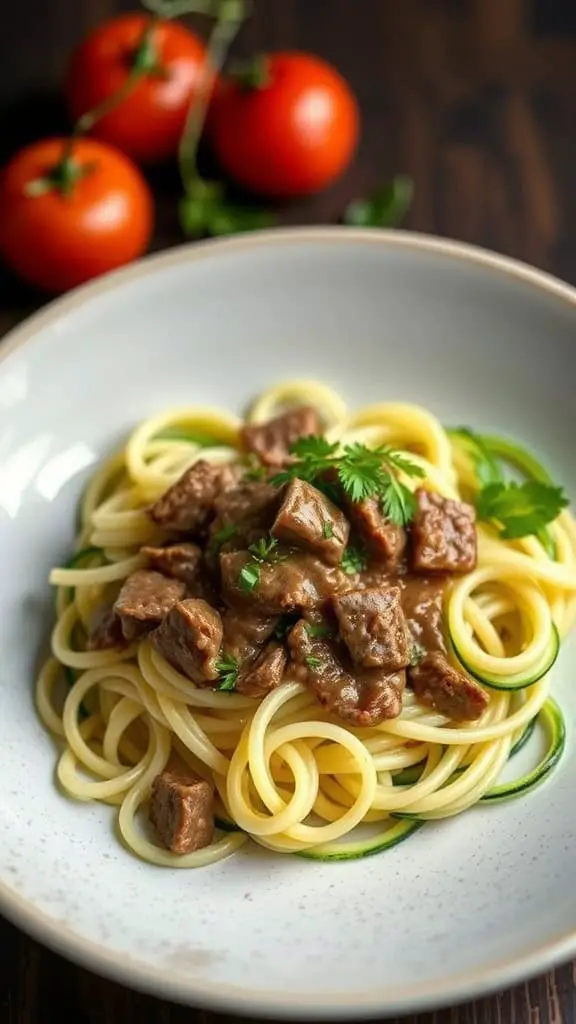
(448, 426, 569, 547)
(271, 437, 424, 526)
(477, 481, 568, 541)
(215, 653, 239, 692)
(239, 535, 285, 593)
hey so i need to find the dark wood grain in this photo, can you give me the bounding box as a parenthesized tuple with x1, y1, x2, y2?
(1, 1, 575, 1021)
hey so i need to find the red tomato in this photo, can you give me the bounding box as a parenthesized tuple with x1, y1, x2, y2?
(66, 14, 207, 164)
(0, 137, 153, 293)
(209, 51, 360, 198)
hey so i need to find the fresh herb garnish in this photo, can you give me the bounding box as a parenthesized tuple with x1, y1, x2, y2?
(477, 481, 568, 541)
(448, 426, 568, 543)
(213, 524, 239, 547)
(215, 653, 239, 691)
(322, 521, 334, 539)
(271, 437, 424, 526)
(305, 656, 322, 669)
(239, 563, 261, 592)
(341, 543, 368, 575)
(238, 535, 285, 593)
(304, 621, 333, 639)
(343, 175, 413, 229)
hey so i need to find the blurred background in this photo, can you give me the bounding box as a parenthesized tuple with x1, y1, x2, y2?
(1, 0, 576, 336)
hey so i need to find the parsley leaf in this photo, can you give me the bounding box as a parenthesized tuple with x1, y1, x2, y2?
(304, 621, 333, 639)
(238, 535, 285, 593)
(213, 524, 238, 547)
(322, 521, 334, 539)
(271, 437, 424, 525)
(305, 656, 322, 669)
(239, 562, 261, 592)
(477, 481, 569, 540)
(216, 654, 240, 691)
(341, 543, 368, 575)
(381, 474, 417, 526)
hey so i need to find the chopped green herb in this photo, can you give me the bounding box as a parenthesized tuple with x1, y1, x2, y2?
(239, 562, 261, 593)
(304, 621, 333, 639)
(322, 521, 334, 539)
(305, 656, 322, 669)
(248, 535, 281, 562)
(341, 544, 368, 575)
(477, 481, 568, 541)
(271, 437, 424, 526)
(238, 534, 285, 593)
(215, 654, 240, 692)
(213, 524, 239, 547)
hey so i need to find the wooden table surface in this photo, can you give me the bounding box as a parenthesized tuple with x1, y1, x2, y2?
(1, 0, 576, 1021)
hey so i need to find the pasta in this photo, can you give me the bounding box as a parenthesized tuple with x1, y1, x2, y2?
(37, 381, 576, 866)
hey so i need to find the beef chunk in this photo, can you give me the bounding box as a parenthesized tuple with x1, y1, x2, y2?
(87, 606, 127, 651)
(149, 768, 214, 854)
(236, 641, 287, 697)
(150, 598, 223, 683)
(332, 586, 410, 670)
(220, 550, 346, 615)
(241, 406, 321, 466)
(411, 489, 477, 574)
(271, 479, 350, 565)
(400, 576, 447, 655)
(409, 652, 488, 721)
(210, 481, 282, 551)
(345, 495, 406, 568)
(288, 620, 405, 727)
(115, 570, 186, 641)
(142, 542, 202, 588)
(147, 460, 239, 533)
(222, 609, 278, 664)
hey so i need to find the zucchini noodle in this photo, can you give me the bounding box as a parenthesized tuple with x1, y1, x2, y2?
(36, 382, 576, 867)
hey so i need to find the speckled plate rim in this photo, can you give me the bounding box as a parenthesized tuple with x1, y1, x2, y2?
(1, 226, 576, 1018)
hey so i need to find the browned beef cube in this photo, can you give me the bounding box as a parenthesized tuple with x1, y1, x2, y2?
(400, 576, 447, 655)
(409, 652, 488, 721)
(220, 550, 346, 615)
(142, 542, 202, 588)
(87, 606, 126, 650)
(150, 599, 223, 683)
(411, 489, 477, 574)
(147, 460, 239, 533)
(345, 495, 406, 568)
(332, 586, 410, 670)
(241, 406, 321, 466)
(210, 481, 282, 551)
(236, 641, 287, 697)
(222, 609, 279, 664)
(149, 768, 214, 854)
(115, 570, 186, 641)
(271, 479, 350, 565)
(287, 620, 405, 727)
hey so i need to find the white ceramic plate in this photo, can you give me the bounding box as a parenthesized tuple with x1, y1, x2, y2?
(1, 228, 575, 1018)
